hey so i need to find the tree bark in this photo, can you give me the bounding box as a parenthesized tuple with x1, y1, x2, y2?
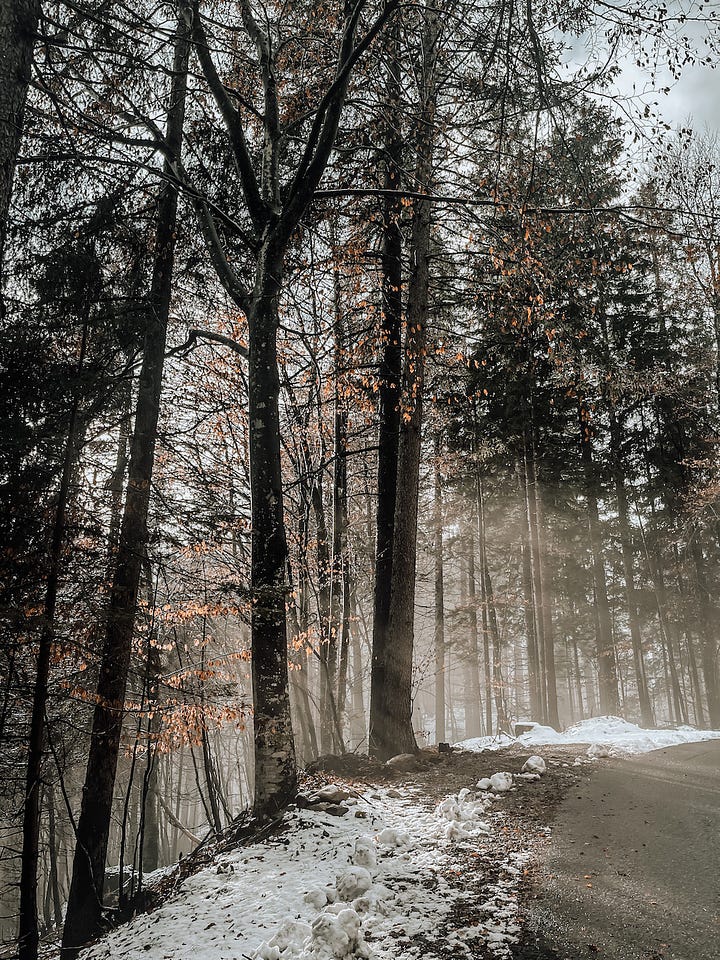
(478, 477, 507, 732)
(372, 6, 438, 759)
(0, 0, 40, 283)
(466, 524, 483, 737)
(19, 322, 87, 960)
(433, 433, 446, 743)
(690, 536, 720, 727)
(369, 10, 403, 756)
(579, 399, 619, 716)
(247, 247, 297, 815)
(608, 410, 653, 726)
(517, 457, 541, 720)
(61, 20, 189, 955)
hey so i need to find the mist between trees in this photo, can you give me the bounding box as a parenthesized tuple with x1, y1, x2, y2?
(1, 0, 719, 957)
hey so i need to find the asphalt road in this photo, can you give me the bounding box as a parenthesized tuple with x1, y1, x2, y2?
(522, 740, 720, 960)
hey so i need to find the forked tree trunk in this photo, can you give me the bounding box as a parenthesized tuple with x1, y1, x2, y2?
(61, 21, 189, 956)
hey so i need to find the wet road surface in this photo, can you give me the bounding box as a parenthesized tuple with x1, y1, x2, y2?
(522, 740, 720, 960)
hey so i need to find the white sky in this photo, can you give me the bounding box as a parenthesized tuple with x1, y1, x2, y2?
(560, 5, 720, 138)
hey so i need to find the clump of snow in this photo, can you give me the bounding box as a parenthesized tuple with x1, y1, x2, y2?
(336, 866, 373, 901)
(489, 772, 513, 792)
(376, 826, 409, 848)
(456, 715, 720, 756)
(257, 919, 312, 959)
(522, 755, 546, 775)
(351, 836, 377, 869)
(304, 888, 330, 909)
(476, 777, 492, 790)
(306, 908, 368, 959)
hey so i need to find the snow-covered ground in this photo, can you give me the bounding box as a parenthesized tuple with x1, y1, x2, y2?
(455, 715, 720, 756)
(72, 777, 538, 960)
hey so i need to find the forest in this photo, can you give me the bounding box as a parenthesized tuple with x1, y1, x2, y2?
(1, 1, 719, 958)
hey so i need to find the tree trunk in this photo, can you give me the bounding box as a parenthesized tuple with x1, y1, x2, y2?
(478, 478, 507, 732)
(579, 400, 619, 716)
(691, 537, 720, 727)
(609, 411, 653, 726)
(369, 11, 403, 756)
(313, 474, 336, 754)
(466, 525, 483, 737)
(47, 786, 62, 930)
(247, 247, 297, 815)
(331, 246, 351, 726)
(349, 584, 367, 749)
(517, 457, 540, 720)
(0, 0, 40, 281)
(19, 322, 87, 960)
(433, 432, 446, 743)
(372, 7, 438, 759)
(61, 22, 189, 955)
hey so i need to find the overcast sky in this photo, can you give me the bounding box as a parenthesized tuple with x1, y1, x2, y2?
(561, 6, 720, 139)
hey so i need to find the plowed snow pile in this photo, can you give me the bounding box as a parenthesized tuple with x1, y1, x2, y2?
(456, 715, 720, 756)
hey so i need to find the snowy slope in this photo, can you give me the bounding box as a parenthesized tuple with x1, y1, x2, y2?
(67, 781, 533, 960)
(455, 715, 720, 755)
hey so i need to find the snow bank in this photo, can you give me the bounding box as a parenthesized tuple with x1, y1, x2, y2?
(456, 715, 720, 756)
(74, 778, 535, 960)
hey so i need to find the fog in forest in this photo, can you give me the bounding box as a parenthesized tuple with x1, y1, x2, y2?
(1, 1, 719, 958)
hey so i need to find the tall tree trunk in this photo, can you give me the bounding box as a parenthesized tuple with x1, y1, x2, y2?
(47, 786, 62, 930)
(105, 378, 131, 572)
(348, 584, 366, 748)
(517, 457, 540, 720)
(433, 432, 446, 743)
(373, 6, 438, 759)
(140, 646, 161, 877)
(369, 10, 403, 756)
(690, 536, 720, 727)
(247, 250, 297, 815)
(523, 420, 557, 725)
(19, 321, 87, 960)
(466, 525, 483, 736)
(534, 486, 559, 728)
(331, 242, 351, 727)
(571, 631, 584, 719)
(61, 22, 189, 955)
(609, 410, 653, 726)
(579, 400, 619, 716)
(0, 0, 40, 283)
(478, 478, 507, 732)
(313, 475, 336, 754)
